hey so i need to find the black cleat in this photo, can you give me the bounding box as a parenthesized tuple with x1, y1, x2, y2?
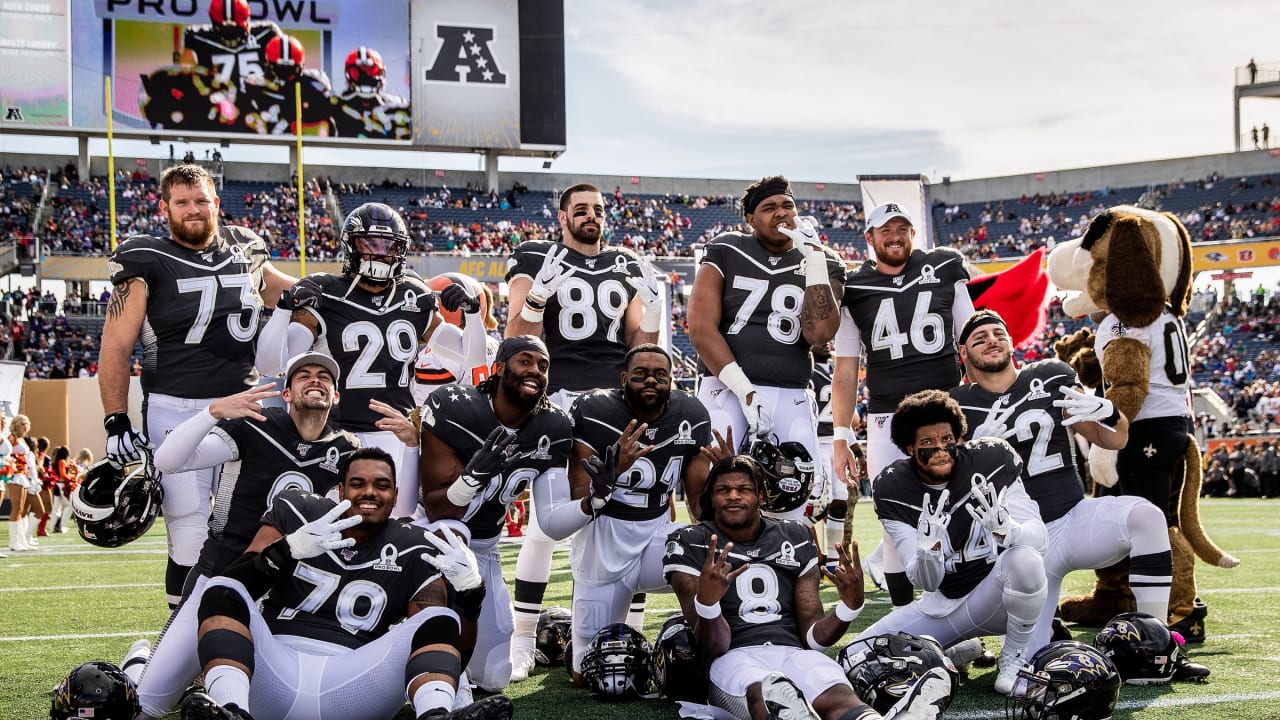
(419, 695, 515, 720)
(1172, 653, 1211, 683)
(1169, 601, 1208, 643)
(180, 691, 254, 720)
(1051, 617, 1074, 642)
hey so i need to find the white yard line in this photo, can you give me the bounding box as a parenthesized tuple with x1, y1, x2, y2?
(0, 582, 161, 593)
(946, 691, 1280, 719)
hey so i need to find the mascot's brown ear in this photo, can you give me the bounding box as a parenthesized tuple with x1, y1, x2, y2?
(1105, 216, 1164, 327)
(1164, 211, 1193, 317)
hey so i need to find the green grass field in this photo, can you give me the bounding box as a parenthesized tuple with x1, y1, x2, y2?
(3, 499, 1279, 720)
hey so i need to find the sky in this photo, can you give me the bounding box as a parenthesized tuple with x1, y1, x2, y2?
(3, 0, 1280, 185)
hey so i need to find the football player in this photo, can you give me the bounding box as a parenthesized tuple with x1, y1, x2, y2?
(687, 175, 845, 519)
(831, 203, 975, 607)
(129, 353, 372, 717)
(238, 34, 336, 136)
(949, 311, 1210, 678)
(811, 342, 857, 576)
(99, 163, 296, 608)
(180, 0, 282, 93)
(331, 46, 411, 139)
(664, 456, 952, 720)
(412, 274, 499, 406)
(565, 344, 718, 685)
(257, 202, 462, 517)
(417, 335, 575, 692)
(180, 447, 512, 720)
(503, 182, 662, 679)
(853, 389, 1047, 696)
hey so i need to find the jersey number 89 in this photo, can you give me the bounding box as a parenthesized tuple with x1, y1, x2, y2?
(557, 278, 630, 343)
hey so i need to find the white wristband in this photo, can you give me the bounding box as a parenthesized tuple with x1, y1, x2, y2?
(835, 600, 862, 623)
(640, 306, 662, 333)
(805, 625, 831, 651)
(445, 479, 480, 507)
(805, 250, 829, 287)
(718, 361, 754, 400)
(834, 426, 855, 445)
(694, 598, 722, 620)
(519, 304, 544, 323)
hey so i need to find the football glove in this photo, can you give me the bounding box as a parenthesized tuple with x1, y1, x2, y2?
(421, 526, 483, 592)
(916, 489, 951, 554)
(583, 443, 621, 512)
(284, 499, 362, 560)
(439, 283, 481, 314)
(279, 276, 324, 312)
(104, 412, 149, 467)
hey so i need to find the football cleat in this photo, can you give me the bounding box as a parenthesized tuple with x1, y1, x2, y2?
(509, 643, 537, 683)
(179, 691, 254, 720)
(994, 647, 1027, 695)
(761, 672, 818, 720)
(881, 666, 952, 720)
(419, 695, 514, 720)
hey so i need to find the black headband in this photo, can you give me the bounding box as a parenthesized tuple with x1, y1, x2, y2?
(743, 178, 794, 215)
(496, 335, 549, 364)
(957, 309, 1008, 346)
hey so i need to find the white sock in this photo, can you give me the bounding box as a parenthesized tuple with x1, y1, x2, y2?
(825, 519, 844, 561)
(205, 665, 251, 709)
(411, 680, 456, 717)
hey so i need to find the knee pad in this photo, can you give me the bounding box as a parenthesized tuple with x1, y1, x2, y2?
(197, 629, 255, 673)
(1127, 501, 1171, 553)
(412, 613, 461, 650)
(405, 650, 462, 686)
(827, 500, 847, 522)
(1000, 546, 1048, 599)
(198, 585, 252, 627)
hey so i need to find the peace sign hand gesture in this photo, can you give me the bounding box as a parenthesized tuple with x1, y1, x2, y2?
(697, 533, 750, 605)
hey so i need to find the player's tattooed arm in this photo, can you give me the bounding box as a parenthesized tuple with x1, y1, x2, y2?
(800, 273, 842, 346)
(99, 278, 148, 415)
(105, 280, 133, 320)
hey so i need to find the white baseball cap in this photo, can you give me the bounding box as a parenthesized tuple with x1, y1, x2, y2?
(865, 203, 914, 229)
(285, 351, 340, 383)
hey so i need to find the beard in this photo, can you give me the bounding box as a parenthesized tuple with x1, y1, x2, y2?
(566, 220, 601, 245)
(168, 213, 216, 247)
(967, 351, 1012, 374)
(623, 383, 669, 416)
(499, 371, 544, 412)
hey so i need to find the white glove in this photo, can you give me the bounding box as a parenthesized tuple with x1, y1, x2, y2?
(1053, 386, 1118, 427)
(284, 499, 362, 560)
(528, 245, 577, 307)
(719, 361, 772, 439)
(104, 412, 149, 467)
(917, 489, 951, 554)
(1088, 445, 1120, 488)
(421, 526, 483, 592)
(627, 261, 664, 333)
(777, 217, 823, 253)
(966, 475, 1013, 538)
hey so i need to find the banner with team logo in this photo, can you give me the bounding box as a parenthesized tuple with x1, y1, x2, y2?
(0, 0, 71, 127)
(858, 175, 935, 251)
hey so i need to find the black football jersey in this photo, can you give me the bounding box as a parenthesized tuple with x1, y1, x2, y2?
(195, 407, 360, 577)
(259, 490, 441, 649)
(949, 360, 1083, 523)
(811, 360, 835, 437)
(332, 91, 412, 139)
(873, 440, 1024, 599)
(664, 518, 818, 650)
(421, 384, 573, 541)
(570, 388, 712, 520)
(842, 247, 970, 412)
(241, 69, 334, 135)
(183, 22, 282, 92)
(306, 272, 438, 433)
(109, 226, 270, 398)
(697, 232, 846, 389)
(504, 240, 644, 394)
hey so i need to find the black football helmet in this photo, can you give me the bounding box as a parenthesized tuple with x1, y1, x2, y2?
(1094, 612, 1180, 685)
(652, 614, 706, 702)
(345, 46, 387, 97)
(71, 456, 162, 548)
(746, 436, 815, 514)
(50, 661, 140, 720)
(264, 34, 305, 84)
(837, 632, 958, 717)
(341, 202, 409, 283)
(580, 623, 652, 700)
(535, 606, 573, 666)
(1007, 640, 1121, 720)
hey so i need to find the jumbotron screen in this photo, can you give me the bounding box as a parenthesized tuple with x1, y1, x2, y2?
(0, 0, 565, 150)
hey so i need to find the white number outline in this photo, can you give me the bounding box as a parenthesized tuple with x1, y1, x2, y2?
(342, 319, 419, 390)
(277, 563, 388, 635)
(735, 565, 782, 624)
(175, 274, 260, 344)
(727, 277, 803, 343)
(556, 277, 629, 343)
(869, 291, 945, 360)
(1010, 408, 1064, 476)
(613, 455, 683, 510)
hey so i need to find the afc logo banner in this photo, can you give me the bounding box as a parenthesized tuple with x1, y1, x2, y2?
(424, 26, 507, 85)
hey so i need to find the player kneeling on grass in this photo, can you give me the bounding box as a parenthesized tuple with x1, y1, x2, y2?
(179, 447, 510, 720)
(663, 455, 952, 720)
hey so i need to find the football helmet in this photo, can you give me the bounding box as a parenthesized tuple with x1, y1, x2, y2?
(837, 632, 958, 717)
(50, 661, 140, 720)
(345, 46, 387, 97)
(580, 623, 652, 700)
(746, 436, 815, 514)
(206, 0, 248, 31)
(341, 202, 410, 283)
(1094, 612, 1180, 685)
(429, 273, 487, 328)
(265, 34, 305, 84)
(1007, 640, 1121, 720)
(534, 606, 573, 666)
(71, 456, 162, 548)
(652, 614, 706, 702)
